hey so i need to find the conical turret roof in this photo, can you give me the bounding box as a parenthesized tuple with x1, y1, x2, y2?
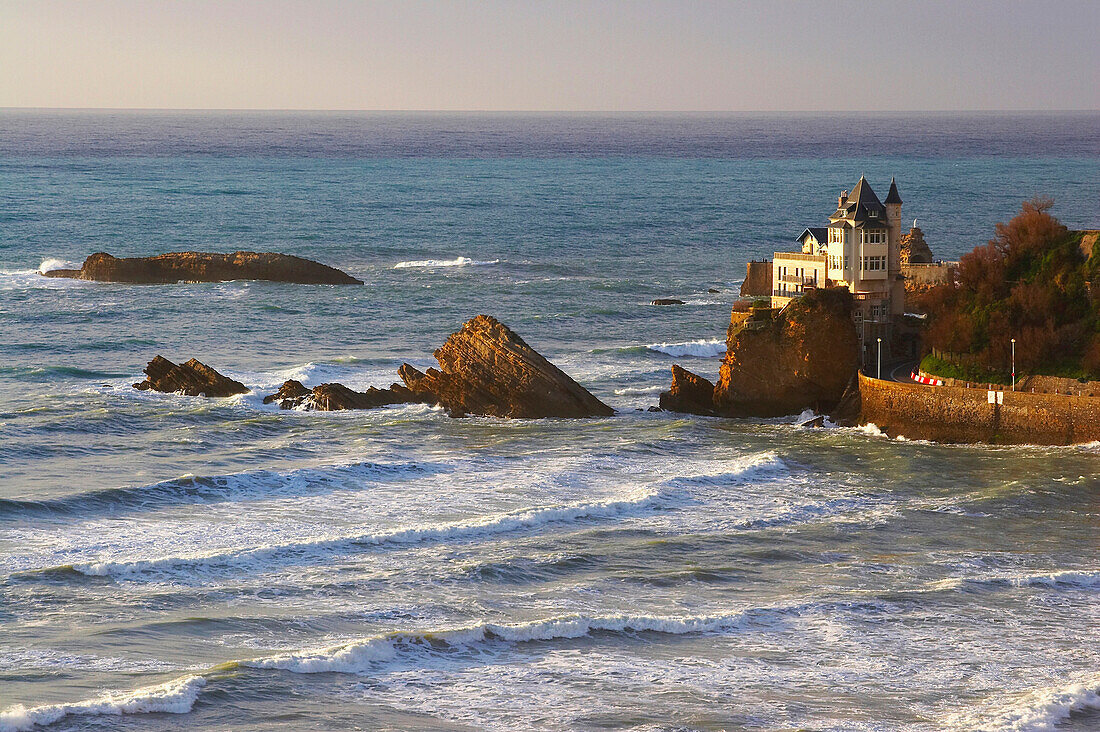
(884, 177, 902, 205)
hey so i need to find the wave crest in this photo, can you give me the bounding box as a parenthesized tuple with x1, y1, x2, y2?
(0, 675, 205, 732)
(393, 256, 499, 269)
(646, 339, 725, 358)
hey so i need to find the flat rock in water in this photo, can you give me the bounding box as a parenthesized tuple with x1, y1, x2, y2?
(652, 298, 685, 306)
(398, 314, 614, 418)
(133, 356, 249, 397)
(42, 251, 362, 285)
(263, 379, 423, 411)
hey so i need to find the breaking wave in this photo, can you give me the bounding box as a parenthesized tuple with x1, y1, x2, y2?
(393, 256, 499, 269)
(930, 569, 1100, 593)
(58, 488, 673, 579)
(0, 460, 440, 520)
(243, 611, 761, 674)
(0, 675, 205, 732)
(645, 339, 725, 358)
(36, 258, 79, 273)
(944, 671, 1100, 731)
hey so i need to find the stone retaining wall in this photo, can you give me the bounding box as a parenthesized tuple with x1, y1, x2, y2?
(859, 372, 1100, 445)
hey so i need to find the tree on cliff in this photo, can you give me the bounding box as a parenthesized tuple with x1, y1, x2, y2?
(923, 198, 1100, 379)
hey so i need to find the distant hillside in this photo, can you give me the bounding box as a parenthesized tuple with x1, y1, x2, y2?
(919, 198, 1100, 381)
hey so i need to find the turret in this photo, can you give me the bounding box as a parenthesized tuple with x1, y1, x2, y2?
(884, 177, 902, 223)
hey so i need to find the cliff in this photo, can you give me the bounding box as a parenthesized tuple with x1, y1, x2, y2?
(713, 288, 860, 417)
(739, 260, 773, 298)
(658, 288, 859, 418)
(399, 315, 613, 418)
(42, 251, 362, 285)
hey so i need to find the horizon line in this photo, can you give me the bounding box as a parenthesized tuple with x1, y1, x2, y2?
(2, 107, 1098, 115)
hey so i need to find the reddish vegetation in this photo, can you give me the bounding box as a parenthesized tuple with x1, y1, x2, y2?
(922, 199, 1100, 377)
(43, 251, 363, 285)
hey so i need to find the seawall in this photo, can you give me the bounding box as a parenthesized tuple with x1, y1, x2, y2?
(859, 372, 1100, 445)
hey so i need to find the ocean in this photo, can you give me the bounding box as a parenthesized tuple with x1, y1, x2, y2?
(1, 111, 1099, 731)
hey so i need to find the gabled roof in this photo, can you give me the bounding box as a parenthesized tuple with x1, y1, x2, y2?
(797, 227, 829, 243)
(884, 177, 902, 205)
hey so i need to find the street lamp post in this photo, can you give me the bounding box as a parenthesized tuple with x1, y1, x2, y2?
(877, 337, 882, 380)
(1011, 338, 1016, 391)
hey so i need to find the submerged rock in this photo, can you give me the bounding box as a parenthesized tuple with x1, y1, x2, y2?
(658, 365, 716, 415)
(714, 288, 859, 417)
(263, 379, 422, 411)
(398, 315, 613, 418)
(652, 298, 685, 306)
(42, 251, 362, 285)
(133, 356, 249, 397)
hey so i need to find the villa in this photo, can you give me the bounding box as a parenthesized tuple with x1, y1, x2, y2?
(771, 176, 906, 361)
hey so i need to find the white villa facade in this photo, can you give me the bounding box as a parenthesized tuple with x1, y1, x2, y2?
(771, 176, 905, 358)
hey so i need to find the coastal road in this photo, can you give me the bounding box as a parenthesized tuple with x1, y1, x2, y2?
(887, 361, 921, 384)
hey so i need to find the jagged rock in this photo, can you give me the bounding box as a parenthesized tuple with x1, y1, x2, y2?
(133, 356, 249, 397)
(829, 373, 862, 427)
(899, 227, 933, 265)
(652, 298, 685, 306)
(714, 287, 859, 417)
(263, 379, 421, 411)
(658, 365, 716, 415)
(398, 315, 613, 418)
(42, 251, 362, 285)
(798, 415, 825, 428)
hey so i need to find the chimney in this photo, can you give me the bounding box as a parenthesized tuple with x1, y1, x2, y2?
(838, 190, 848, 208)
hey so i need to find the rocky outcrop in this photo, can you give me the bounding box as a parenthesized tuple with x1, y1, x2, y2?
(658, 365, 716, 415)
(133, 356, 249, 397)
(899, 227, 933, 265)
(398, 315, 613, 418)
(713, 288, 859, 417)
(42, 251, 362, 285)
(740, 260, 773, 298)
(263, 379, 423, 411)
(652, 298, 685, 306)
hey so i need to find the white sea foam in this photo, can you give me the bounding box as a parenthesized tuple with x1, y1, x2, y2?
(393, 256, 499, 269)
(931, 569, 1100, 593)
(613, 384, 665, 396)
(645, 339, 725, 358)
(36, 258, 79, 273)
(67, 488, 670, 579)
(944, 672, 1100, 731)
(0, 675, 205, 732)
(244, 611, 756, 675)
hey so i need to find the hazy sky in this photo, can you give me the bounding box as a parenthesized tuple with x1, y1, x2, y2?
(2, 0, 1098, 111)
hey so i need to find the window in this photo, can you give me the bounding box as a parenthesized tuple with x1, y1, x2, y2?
(863, 230, 886, 245)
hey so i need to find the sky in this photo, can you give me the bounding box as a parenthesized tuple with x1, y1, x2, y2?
(2, 0, 1098, 111)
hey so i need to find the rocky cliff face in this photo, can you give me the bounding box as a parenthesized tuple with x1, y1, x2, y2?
(133, 356, 249, 397)
(739, 260, 773, 298)
(659, 288, 860, 418)
(658, 365, 716, 415)
(399, 315, 614, 418)
(899, 227, 933, 265)
(42, 251, 362, 285)
(714, 288, 859, 417)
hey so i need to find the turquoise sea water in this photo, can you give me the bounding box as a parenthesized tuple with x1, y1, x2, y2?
(1, 112, 1099, 731)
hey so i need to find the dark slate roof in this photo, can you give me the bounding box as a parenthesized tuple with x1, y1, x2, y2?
(797, 227, 829, 243)
(831, 176, 886, 225)
(884, 177, 902, 205)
